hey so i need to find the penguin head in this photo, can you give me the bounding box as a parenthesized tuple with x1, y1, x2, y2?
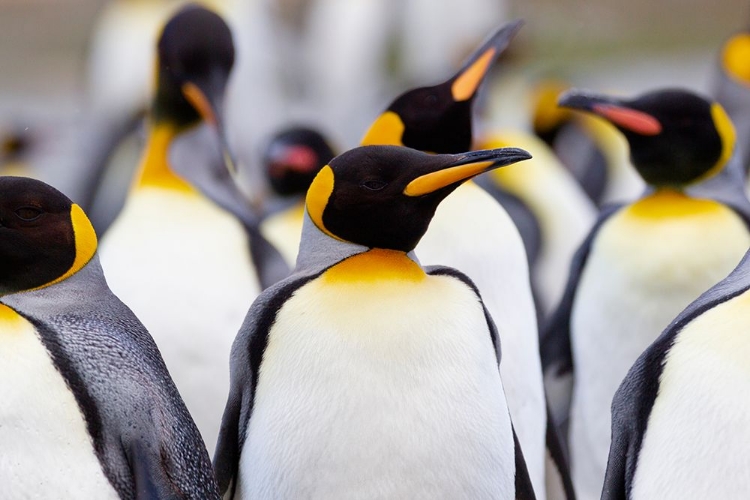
(361, 20, 524, 153)
(263, 127, 336, 197)
(153, 4, 236, 171)
(305, 145, 531, 252)
(0, 177, 97, 296)
(530, 79, 574, 145)
(558, 89, 735, 187)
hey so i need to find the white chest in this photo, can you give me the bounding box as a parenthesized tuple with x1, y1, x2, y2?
(568, 196, 749, 498)
(0, 305, 119, 499)
(100, 187, 260, 451)
(238, 270, 515, 500)
(632, 290, 750, 499)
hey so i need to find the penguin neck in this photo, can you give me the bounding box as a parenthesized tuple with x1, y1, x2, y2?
(0, 256, 110, 318)
(295, 210, 421, 274)
(629, 187, 722, 219)
(133, 120, 197, 194)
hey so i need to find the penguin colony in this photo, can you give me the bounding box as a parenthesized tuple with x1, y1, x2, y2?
(2, 3, 750, 500)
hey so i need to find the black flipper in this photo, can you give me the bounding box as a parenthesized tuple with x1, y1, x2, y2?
(540, 204, 623, 440)
(213, 270, 324, 496)
(514, 425, 537, 500)
(603, 249, 750, 500)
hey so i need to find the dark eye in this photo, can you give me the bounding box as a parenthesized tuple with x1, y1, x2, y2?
(361, 180, 388, 191)
(425, 93, 438, 106)
(15, 207, 42, 221)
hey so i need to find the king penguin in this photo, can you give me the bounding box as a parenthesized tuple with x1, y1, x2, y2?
(601, 248, 750, 500)
(0, 176, 219, 499)
(361, 20, 569, 500)
(259, 126, 336, 267)
(541, 88, 750, 500)
(99, 5, 287, 453)
(213, 145, 537, 499)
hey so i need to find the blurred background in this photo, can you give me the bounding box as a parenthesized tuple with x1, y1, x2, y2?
(0, 0, 746, 205)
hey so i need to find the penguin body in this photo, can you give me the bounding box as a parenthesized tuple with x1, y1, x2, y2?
(602, 250, 750, 500)
(99, 6, 286, 451)
(214, 145, 536, 499)
(360, 22, 562, 498)
(0, 177, 219, 499)
(543, 88, 750, 500)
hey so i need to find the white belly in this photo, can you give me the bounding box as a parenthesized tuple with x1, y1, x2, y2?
(100, 187, 261, 451)
(631, 290, 750, 500)
(417, 182, 547, 499)
(238, 270, 516, 500)
(0, 305, 119, 499)
(569, 199, 750, 500)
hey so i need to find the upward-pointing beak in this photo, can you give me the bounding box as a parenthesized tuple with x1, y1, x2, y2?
(558, 89, 663, 136)
(182, 75, 238, 175)
(404, 147, 532, 196)
(450, 19, 524, 102)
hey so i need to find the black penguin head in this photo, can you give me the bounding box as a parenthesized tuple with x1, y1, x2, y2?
(263, 127, 336, 197)
(361, 20, 524, 153)
(0, 177, 98, 296)
(305, 145, 531, 252)
(558, 88, 735, 187)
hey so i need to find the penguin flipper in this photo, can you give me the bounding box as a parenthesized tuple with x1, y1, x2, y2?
(544, 400, 576, 500)
(513, 424, 538, 500)
(604, 249, 750, 500)
(129, 439, 185, 500)
(213, 270, 325, 496)
(540, 204, 622, 437)
(245, 223, 292, 289)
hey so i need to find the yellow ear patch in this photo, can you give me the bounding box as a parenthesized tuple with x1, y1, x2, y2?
(404, 161, 494, 197)
(722, 34, 750, 85)
(452, 48, 496, 102)
(305, 165, 342, 240)
(33, 204, 98, 291)
(360, 111, 405, 146)
(711, 103, 736, 174)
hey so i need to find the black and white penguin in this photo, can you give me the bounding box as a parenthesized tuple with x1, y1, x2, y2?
(214, 145, 537, 499)
(360, 21, 561, 498)
(99, 5, 287, 452)
(542, 88, 750, 500)
(602, 248, 750, 499)
(0, 176, 219, 499)
(259, 126, 336, 266)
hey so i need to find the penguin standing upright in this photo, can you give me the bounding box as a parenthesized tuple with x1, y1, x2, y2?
(542, 88, 750, 500)
(602, 248, 750, 500)
(0, 176, 219, 499)
(360, 21, 564, 499)
(259, 126, 336, 266)
(214, 145, 536, 499)
(99, 5, 287, 452)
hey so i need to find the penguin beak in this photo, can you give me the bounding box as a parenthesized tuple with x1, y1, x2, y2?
(450, 19, 524, 102)
(181, 75, 238, 175)
(558, 90, 662, 136)
(404, 147, 531, 196)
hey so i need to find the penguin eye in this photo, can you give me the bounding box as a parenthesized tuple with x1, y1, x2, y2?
(361, 179, 388, 191)
(15, 207, 42, 221)
(425, 94, 438, 106)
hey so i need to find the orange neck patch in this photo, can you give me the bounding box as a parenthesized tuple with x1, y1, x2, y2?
(0, 303, 25, 328)
(323, 248, 426, 284)
(360, 111, 406, 146)
(627, 189, 724, 219)
(135, 122, 197, 193)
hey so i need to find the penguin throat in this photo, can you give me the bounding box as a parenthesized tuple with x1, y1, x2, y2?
(323, 249, 426, 284)
(134, 121, 197, 193)
(627, 189, 725, 219)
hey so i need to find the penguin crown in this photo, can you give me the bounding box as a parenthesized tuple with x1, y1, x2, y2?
(152, 5, 235, 127)
(559, 88, 735, 187)
(0, 177, 97, 296)
(264, 126, 336, 197)
(305, 145, 531, 252)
